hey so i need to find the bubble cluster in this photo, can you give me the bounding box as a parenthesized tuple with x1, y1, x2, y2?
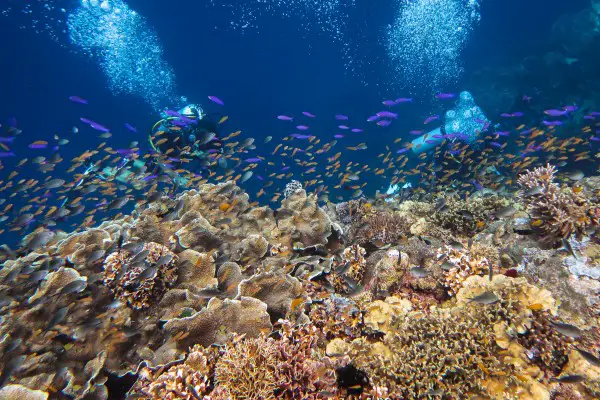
(67, 0, 180, 110)
(1, 0, 69, 44)
(386, 0, 481, 92)
(210, 0, 354, 42)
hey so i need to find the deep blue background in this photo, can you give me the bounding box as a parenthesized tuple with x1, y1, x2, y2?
(0, 0, 592, 231)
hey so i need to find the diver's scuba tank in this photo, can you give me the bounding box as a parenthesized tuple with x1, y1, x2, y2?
(411, 91, 491, 154)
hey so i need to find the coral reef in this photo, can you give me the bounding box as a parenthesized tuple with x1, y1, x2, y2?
(517, 164, 599, 243)
(103, 242, 178, 309)
(1, 175, 599, 399)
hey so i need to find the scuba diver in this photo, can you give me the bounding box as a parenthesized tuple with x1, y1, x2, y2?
(60, 103, 222, 207)
(149, 103, 222, 169)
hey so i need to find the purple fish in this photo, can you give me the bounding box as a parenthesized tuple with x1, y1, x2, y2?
(334, 134, 345, 138)
(382, 100, 397, 106)
(424, 140, 437, 144)
(80, 117, 94, 124)
(164, 110, 183, 118)
(435, 93, 455, 99)
(396, 148, 409, 154)
(471, 179, 484, 191)
(69, 96, 88, 104)
(302, 112, 316, 118)
(490, 141, 503, 148)
(290, 134, 311, 139)
(124, 123, 137, 133)
(395, 98, 413, 103)
(338, 125, 350, 130)
(584, 115, 595, 120)
(409, 130, 423, 135)
(431, 134, 444, 139)
(512, 112, 524, 117)
(377, 120, 392, 127)
(335, 114, 349, 121)
(90, 122, 110, 132)
(208, 95, 224, 106)
(116, 148, 137, 155)
(496, 131, 509, 137)
(367, 115, 380, 122)
(376, 111, 398, 119)
(424, 115, 440, 125)
(142, 174, 158, 181)
(171, 120, 188, 127)
(563, 105, 578, 113)
(245, 157, 262, 163)
(0, 152, 15, 157)
(29, 143, 48, 149)
(351, 128, 363, 133)
(543, 120, 563, 127)
(590, 111, 600, 116)
(281, 166, 291, 171)
(590, 136, 600, 142)
(0, 137, 15, 143)
(296, 125, 310, 130)
(544, 109, 568, 117)
(278, 115, 293, 121)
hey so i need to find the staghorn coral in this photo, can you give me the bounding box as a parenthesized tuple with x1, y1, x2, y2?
(103, 242, 178, 309)
(350, 210, 410, 245)
(517, 164, 599, 243)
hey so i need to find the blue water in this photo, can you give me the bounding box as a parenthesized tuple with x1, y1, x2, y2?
(0, 0, 595, 244)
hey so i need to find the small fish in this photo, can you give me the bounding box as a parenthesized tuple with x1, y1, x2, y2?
(550, 321, 582, 339)
(544, 109, 568, 117)
(208, 95, 224, 106)
(107, 196, 130, 210)
(424, 114, 440, 125)
(495, 206, 517, 218)
(441, 261, 455, 271)
(448, 240, 464, 250)
(523, 186, 543, 197)
(409, 266, 429, 278)
(124, 123, 137, 132)
(576, 347, 600, 367)
(561, 238, 579, 259)
(435, 93, 456, 99)
(277, 115, 294, 121)
(196, 287, 226, 298)
(0, 354, 27, 387)
(69, 96, 88, 104)
(44, 306, 69, 332)
(136, 266, 157, 282)
(302, 111, 316, 118)
(458, 210, 474, 220)
(564, 170, 584, 181)
(335, 114, 349, 121)
(240, 171, 253, 183)
(553, 374, 586, 384)
(43, 178, 66, 189)
(57, 279, 87, 296)
(468, 291, 500, 305)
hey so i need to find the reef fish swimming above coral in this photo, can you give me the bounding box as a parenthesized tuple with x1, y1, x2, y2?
(2, 1, 600, 399)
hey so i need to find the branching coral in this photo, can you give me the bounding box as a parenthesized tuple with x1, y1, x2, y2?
(342, 308, 506, 399)
(430, 194, 511, 236)
(350, 210, 410, 245)
(103, 242, 178, 310)
(517, 164, 599, 243)
(341, 244, 367, 282)
(438, 245, 492, 296)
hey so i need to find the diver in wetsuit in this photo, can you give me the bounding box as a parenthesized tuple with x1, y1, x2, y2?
(149, 103, 222, 170)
